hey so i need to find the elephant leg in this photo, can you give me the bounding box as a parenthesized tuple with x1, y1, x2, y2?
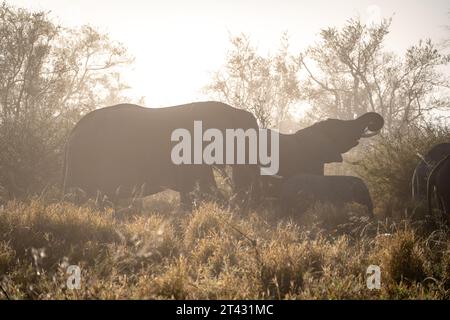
(443, 188, 450, 213)
(444, 195, 450, 225)
(176, 166, 227, 211)
(177, 167, 217, 211)
(437, 193, 448, 221)
(175, 166, 199, 211)
(179, 191, 194, 212)
(231, 164, 260, 210)
(197, 167, 217, 195)
(358, 193, 374, 218)
(197, 168, 226, 205)
(64, 186, 89, 206)
(367, 201, 374, 218)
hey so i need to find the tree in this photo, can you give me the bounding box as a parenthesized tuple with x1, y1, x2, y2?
(205, 33, 301, 130)
(0, 3, 133, 198)
(299, 18, 450, 133)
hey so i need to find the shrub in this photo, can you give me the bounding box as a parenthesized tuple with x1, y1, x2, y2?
(355, 124, 450, 213)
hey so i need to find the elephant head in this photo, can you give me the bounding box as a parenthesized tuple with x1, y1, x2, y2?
(280, 112, 384, 176)
(318, 112, 384, 158)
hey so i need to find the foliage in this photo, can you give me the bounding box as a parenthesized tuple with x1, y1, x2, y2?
(299, 18, 450, 132)
(0, 3, 133, 198)
(205, 33, 301, 129)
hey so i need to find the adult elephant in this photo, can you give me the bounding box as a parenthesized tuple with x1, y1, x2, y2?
(412, 143, 450, 201)
(275, 112, 384, 177)
(63, 101, 259, 210)
(427, 155, 450, 222)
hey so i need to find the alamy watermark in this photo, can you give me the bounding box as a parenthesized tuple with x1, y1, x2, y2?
(66, 265, 81, 290)
(171, 121, 279, 175)
(366, 265, 381, 290)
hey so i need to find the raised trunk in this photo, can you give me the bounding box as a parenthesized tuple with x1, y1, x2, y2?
(355, 112, 384, 136)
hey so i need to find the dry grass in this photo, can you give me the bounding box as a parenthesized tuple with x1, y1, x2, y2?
(0, 194, 448, 300)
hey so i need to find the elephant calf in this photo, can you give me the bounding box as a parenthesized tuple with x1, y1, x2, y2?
(427, 155, 450, 221)
(280, 175, 374, 217)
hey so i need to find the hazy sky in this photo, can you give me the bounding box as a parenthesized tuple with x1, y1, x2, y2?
(10, 0, 450, 106)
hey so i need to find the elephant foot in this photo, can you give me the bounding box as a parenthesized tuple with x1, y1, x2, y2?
(179, 192, 194, 212)
(62, 187, 89, 206)
(179, 185, 228, 212)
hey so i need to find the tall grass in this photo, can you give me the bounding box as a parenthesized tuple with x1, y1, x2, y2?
(0, 197, 448, 300)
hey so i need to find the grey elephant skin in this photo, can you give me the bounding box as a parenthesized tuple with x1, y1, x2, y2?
(412, 143, 450, 201)
(259, 112, 383, 198)
(427, 155, 450, 221)
(275, 113, 384, 177)
(63, 101, 259, 208)
(280, 175, 374, 217)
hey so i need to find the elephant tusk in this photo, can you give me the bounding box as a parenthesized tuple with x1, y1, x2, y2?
(360, 130, 380, 138)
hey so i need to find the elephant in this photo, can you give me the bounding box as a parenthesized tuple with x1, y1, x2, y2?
(258, 112, 383, 196)
(63, 101, 260, 210)
(280, 174, 374, 217)
(274, 112, 384, 177)
(412, 143, 450, 201)
(427, 155, 450, 222)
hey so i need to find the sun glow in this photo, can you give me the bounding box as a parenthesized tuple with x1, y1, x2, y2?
(10, 0, 450, 107)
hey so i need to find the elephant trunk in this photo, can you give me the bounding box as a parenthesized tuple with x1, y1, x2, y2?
(355, 112, 384, 137)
